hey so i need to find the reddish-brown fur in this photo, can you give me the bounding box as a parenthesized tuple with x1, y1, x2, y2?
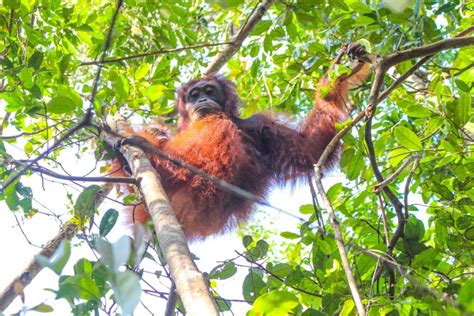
(113, 53, 370, 239)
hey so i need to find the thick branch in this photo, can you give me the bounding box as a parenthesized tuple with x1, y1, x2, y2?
(103, 114, 218, 316)
(203, 0, 276, 74)
(378, 28, 474, 103)
(383, 36, 474, 68)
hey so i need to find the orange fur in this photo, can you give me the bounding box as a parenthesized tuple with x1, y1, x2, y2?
(113, 51, 370, 239)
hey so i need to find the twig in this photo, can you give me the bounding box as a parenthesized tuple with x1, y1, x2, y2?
(376, 193, 391, 248)
(404, 157, 420, 219)
(0, 113, 11, 135)
(0, 222, 77, 311)
(314, 165, 366, 315)
(355, 247, 458, 308)
(26, 164, 137, 184)
(204, 0, 276, 74)
(307, 174, 325, 234)
(236, 252, 323, 298)
(373, 156, 417, 193)
(1, 117, 91, 192)
(91, 0, 123, 114)
(364, 67, 405, 257)
(0, 123, 64, 140)
(1, 1, 124, 192)
(79, 42, 230, 66)
(0, 183, 113, 311)
(164, 282, 178, 316)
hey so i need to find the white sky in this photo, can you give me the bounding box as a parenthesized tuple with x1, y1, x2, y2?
(0, 138, 322, 314)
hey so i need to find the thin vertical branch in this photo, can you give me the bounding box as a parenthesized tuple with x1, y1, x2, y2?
(376, 193, 391, 248)
(165, 282, 178, 316)
(314, 166, 366, 316)
(404, 157, 420, 219)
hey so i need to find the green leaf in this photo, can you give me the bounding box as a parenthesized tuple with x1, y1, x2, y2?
(36, 240, 71, 275)
(339, 299, 355, 316)
(99, 208, 119, 237)
(431, 183, 454, 200)
(28, 51, 44, 70)
(47, 96, 76, 114)
(243, 271, 265, 302)
(4, 179, 19, 211)
(412, 247, 439, 268)
(250, 20, 271, 36)
(405, 217, 425, 241)
(326, 183, 343, 204)
(57, 274, 101, 301)
(74, 185, 101, 224)
(31, 303, 54, 313)
(403, 105, 432, 118)
(95, 235, 132, 272)
(116, 74, 130, 101)
(346, 151, 364, 180)
(209, 261, 237, 280)
(299, 204, 314, 214)
(145, 84, 166, 102)
(57, 85, 82, 108)
(135, 63, 150, 80)
(281, 231, 300, 239)
(248, 290, 299, 316)
(111, 270, 141, 315)
(455, 92, 471, 126)
(394, 126, 423, 150)
(19, 67, 34, 89)
(243, 235, 253, 248)
(459, 279, 474, 312)
(455, 79, 470, 93)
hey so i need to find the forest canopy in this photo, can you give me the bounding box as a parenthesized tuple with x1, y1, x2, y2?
(0, 0, 473, 315)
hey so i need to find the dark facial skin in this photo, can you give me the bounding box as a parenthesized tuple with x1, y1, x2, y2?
(185, 80, 225, 121)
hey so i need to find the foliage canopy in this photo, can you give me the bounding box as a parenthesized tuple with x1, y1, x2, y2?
(0, 0, 473, 315)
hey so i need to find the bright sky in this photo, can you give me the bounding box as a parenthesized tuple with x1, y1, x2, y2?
(0, 137, 321, 314)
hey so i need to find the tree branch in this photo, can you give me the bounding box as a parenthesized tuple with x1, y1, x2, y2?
(314, 164, 366, 316)
(203, 0, 276, 74)
(79, 42, 230, 66)
(0, 1, 123, 310)
(383, 36, 474, 68)
(101, 127, 292, 216)
(26, 164, 137, 184)
(102, 113, 219, 315)
(0, 123, 64, 140)
(404, 157, 420, 219)
(373, 155, 418, 193)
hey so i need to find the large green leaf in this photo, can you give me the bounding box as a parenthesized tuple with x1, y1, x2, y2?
(394, 126, 423, 151)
